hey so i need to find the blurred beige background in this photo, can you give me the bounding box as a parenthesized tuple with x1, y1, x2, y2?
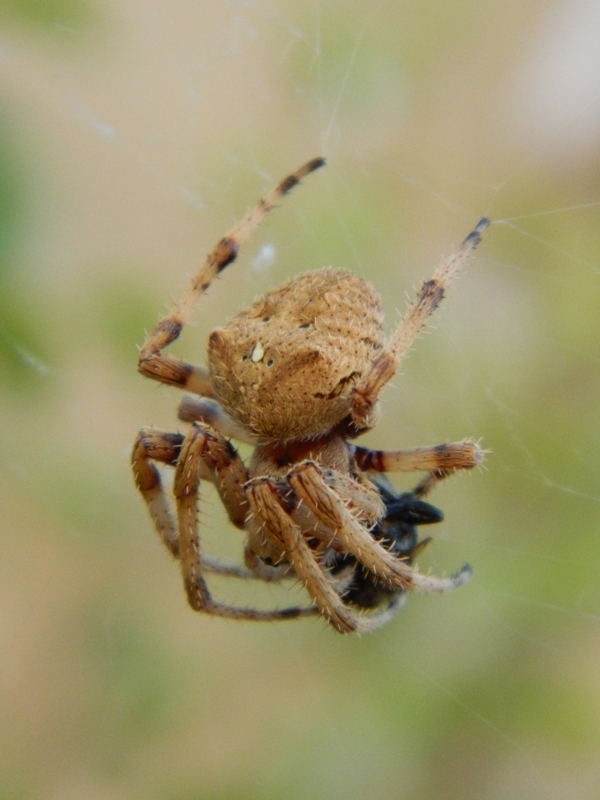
(1, 2, 600, 799)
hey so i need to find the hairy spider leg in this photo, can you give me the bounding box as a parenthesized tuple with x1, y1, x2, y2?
(132, 425, 287, 581)
(137, 158, 325, 394)
(246, 478, 406, 634)
(172, 424, 318, 621)
(351, 218, 490, 430)
(352, 440, 484, 496)
(286, 461, 471, 593)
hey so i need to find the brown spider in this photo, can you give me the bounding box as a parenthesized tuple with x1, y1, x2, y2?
(132, 158, 488, 634)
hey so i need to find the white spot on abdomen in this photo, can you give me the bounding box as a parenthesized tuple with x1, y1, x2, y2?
(251, 342, 265, 362)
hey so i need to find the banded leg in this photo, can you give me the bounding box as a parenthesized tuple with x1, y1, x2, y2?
(351, 218, 490, 430)
(246, 478, 406, 634)
(412, 470, 456, 498)
(138, 158, 325, 391)
(352, 440, 483, 474)
(132, 429, 184, 558)
(131, 427, 279, 580)
(287, 461, 471, 593)
(173, 425, 317, 622)
(352, 440, 484, 499)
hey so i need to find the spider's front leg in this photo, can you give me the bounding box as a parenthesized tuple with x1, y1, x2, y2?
(351, 217, 490, 430)
(287, 461, 471, 594)
(173, 423, 318, 622)
(246, 478, 405, 634)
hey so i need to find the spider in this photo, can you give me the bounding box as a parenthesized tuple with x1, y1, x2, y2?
(132, 158, 488, 634)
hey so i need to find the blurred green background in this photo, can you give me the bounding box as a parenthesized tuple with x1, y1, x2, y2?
(1, 2, 600, 798)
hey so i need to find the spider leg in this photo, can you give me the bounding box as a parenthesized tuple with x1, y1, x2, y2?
(131, 426, 284, 580)
(351, 440, 484, 499)
(178, 395, 259, 444)
(132, 422, 248, 534)
(352, 440, 483, 474)
(412, 470, 458, 498)
(181, 421, 251, 529)
(351, 218, 490, 430)
(132, 429, 184, 558)
(287, 461, 471, 594)
(246, 478, 406, 634)
(173, 424, 317, 622)
(138, 158, 325, 392)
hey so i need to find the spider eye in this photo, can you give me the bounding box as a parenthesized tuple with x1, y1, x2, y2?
(262, 316, 270, 322)
(266, 359, 274, 367)
(241, 355, 248, 361)
(299, 322, 310, 329)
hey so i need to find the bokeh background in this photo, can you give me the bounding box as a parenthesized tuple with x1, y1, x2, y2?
(1, 2, 600, 798)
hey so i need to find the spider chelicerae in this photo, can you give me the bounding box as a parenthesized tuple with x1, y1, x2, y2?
(132, 158, 488, 634)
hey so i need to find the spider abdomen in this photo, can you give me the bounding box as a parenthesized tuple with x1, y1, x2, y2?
(208, 268, 385, 441)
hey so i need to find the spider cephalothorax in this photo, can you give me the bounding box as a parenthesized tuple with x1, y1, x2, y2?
(132, 158, 488, 633)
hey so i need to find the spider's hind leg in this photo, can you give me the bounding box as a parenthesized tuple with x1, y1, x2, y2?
(351, 218, 489, 431)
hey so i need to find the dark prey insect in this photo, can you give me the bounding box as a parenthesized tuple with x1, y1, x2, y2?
(132, 158, 488, 633)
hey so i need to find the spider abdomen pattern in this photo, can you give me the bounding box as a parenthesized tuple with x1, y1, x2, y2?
(208, 268, 385, 441)
(132, 157, 488, 633)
